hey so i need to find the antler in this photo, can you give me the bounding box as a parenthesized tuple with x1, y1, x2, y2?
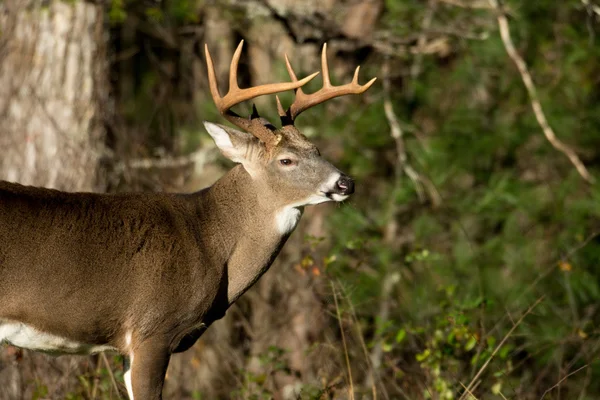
(205, 40, 319, 150)
(277, 43, 377, 125)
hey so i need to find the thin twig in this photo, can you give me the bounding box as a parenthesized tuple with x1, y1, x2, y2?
(383, 62, 422, 199)
(120, 147, 215, 170)
(577, 364, 592, 400)
(427, 27, 490, 41)
(90, 355, 103, 399)
(382, 61, 442, 207)
(331, 282, 355, 400)
(439, 0, 494, 9)
(409, 1, 437, 99)
(101, 353, 122, 399)
(514, 230, 600, 306)
(459, 381, 480, 399)
(337, 280, 382, 400)
(489, 0, 594, 184)
(461, 296, 545, 399)
(540, 364, 588, 400)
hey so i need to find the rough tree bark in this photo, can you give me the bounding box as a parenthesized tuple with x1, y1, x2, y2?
(0, 0, 108, 398)
(0, 0, 108, 191)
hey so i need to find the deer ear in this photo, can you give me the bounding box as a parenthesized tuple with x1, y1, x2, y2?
(203, 122, 253, 165)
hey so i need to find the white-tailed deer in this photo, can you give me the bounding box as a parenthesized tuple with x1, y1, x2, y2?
(0, 41, 375, 399)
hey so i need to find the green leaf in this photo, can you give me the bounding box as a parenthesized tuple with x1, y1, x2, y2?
(491, 382, 502, 394)
(416, 348, 431, 362)
(464, 336, 477, 351)
(395, 328, 407, 344)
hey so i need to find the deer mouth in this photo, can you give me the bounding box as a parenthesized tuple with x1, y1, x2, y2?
(300, 191, 347, 206)
(326, 192, 350, 202)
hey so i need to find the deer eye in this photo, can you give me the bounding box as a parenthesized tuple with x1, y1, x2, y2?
(279, 159, 295, 166)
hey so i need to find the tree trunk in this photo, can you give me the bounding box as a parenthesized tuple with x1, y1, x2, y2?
(0, 0, 108, 191)
(0, 1, 108, 398)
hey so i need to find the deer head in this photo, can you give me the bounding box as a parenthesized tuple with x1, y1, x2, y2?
(203, 41, 375, 225)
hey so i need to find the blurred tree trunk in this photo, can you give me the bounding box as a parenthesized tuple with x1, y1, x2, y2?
(0, 0, 108, 398)
(0, 0, 108, 191)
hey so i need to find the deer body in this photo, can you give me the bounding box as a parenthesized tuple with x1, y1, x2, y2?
(0, 165, 308, 397)
(0, 164, 297, 348)
(0, 41, 373, 399)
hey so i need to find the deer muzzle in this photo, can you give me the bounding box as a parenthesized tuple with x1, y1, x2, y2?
(334, 174, 355, 196)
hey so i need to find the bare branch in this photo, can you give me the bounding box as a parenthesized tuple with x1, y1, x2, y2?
(582, 0, 600, 16)
(101, 353, 123, 399)
(439, 0, 494, 9)
(540, 364, 588, 400)
(410, 1, 438, 93)
(338, 281, 389, 400)
(426, 27, 490, 41)
(461, 296, 545, 399)
(331, 282, 355, 400)
(459, 382, 480, 400)
(122, 147, 215, 170)
(382, 61, 442, 207)
(489, 0, 595, 184)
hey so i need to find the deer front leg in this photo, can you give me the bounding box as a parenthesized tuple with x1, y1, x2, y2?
(124, 337, 171, 400)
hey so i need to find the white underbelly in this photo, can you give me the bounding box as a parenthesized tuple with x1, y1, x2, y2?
(0, 321, 116, 355)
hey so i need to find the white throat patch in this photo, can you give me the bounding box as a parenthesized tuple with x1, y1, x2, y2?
(274, 193, 332, 235)
(276, 207, 302, 235)
(273, 172, 348, 235)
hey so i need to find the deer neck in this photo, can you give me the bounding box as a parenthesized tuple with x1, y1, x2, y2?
(199, 165, 301, 305)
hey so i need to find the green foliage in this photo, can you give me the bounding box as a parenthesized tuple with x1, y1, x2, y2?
(109, 0, 127, 24)
(317, 1, 600, 398)
(97, 0, 600, 397)
(109, 0, 201, 24)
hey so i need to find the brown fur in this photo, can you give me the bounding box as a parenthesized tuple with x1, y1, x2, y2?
(0, 166, 294, 355)
(0, 116, 353, 399)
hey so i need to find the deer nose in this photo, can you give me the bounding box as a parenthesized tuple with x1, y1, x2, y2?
(335, 175, 355, 195)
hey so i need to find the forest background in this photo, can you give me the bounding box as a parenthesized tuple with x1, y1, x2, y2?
(1, 0, 600, 399)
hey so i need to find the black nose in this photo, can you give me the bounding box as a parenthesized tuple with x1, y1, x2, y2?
(335, 175, 355, 195)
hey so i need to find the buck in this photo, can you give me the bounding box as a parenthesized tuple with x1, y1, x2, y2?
(0, 41, 375, 399)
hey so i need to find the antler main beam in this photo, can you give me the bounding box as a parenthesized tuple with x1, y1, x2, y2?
(205, 41, 319, 113)
(205, 40, 319, 150)
(278, 43, 377, 123)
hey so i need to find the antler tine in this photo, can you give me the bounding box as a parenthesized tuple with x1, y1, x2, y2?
(205, 43, 223, 110)
(228, 41, 244, 93)
(205, 40, 319, 118)
(284, 43, 377, 122)
(205, 40, 320, 151)
(284, 54, 300, 84)
(321, 43, 331, 88)
(276, 95, 286, 116)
